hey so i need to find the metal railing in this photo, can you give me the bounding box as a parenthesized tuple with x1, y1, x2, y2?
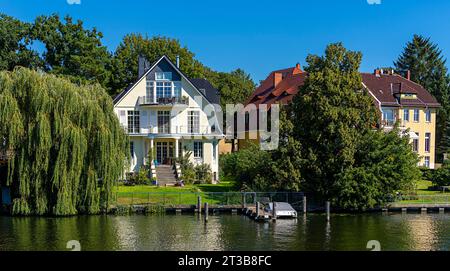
(138, 96, 188, 106)
(113, 191, 305, 207)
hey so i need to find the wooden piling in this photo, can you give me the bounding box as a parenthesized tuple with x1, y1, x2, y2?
(204, 202, 209, 222)
(197, 196, 202, 213)
(256, 202, 260, 219)
(325, 201, 330, 221)
(302, 196, 307, 214)
(242, 193, 246, 208)
(272, 202, 277, 220)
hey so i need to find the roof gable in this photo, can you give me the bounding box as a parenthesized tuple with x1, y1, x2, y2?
(113, 55, 217, 106)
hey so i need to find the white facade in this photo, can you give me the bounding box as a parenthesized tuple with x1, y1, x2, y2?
(113, 56, 223, 181)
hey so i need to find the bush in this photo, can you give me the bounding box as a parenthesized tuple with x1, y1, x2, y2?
(127, 168, 151, 185)
(430, 166, 450, 187)
(194, 163, 212, 184)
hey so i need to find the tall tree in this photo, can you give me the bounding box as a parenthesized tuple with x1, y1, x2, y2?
(30, 14, 112, 90)
(292, 43, 419, 209)
(0, 68, 129, 216)
(395, 35, 450, 161)
(0, 13, 42, 70)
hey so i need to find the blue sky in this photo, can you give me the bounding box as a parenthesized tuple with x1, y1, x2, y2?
(1, 0, 450, 82)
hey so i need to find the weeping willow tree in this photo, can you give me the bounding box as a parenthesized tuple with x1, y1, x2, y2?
(0, 68, 129, 216)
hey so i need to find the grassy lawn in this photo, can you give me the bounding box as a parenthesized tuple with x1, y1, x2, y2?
(395, 180, 450, 204)
(113, 179, 241, 206)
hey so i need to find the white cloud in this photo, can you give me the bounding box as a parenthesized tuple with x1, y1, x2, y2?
(67, 0, 81, 4)
(367, 0, 381, 4)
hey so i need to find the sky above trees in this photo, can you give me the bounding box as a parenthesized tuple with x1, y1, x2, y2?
(1, 0, 450, 82)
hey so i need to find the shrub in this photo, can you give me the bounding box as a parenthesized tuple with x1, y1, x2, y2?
(194, 163, 212, 184)
(430, 166, 450, 187)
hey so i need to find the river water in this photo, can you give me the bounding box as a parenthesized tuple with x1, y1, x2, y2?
(0, 213, 448, 251)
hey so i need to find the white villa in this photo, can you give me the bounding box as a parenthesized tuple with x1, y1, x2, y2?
(113, 55, 223, 183)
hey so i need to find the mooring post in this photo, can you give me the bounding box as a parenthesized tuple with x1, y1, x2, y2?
(242, 193, 246, 209)
(256, 202, 260, 219)
(302, 196, 307, 214)
(326, 201, 330, 221)
(272, 202, 277, 220)
(204, 202, 209, 222)
(197, 196, 202, 213)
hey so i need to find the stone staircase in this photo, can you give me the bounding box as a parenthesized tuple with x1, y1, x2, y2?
(155, 165, 178, 185)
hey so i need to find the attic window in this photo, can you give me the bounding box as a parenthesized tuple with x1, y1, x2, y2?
(155, 72, 172, 81)
(400, 93, 417, 99)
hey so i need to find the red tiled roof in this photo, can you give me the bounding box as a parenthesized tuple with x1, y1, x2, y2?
(246, 65, 307, 107)
(246, 67, 440, 109)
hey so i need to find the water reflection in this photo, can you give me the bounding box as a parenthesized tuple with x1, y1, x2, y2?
(0, 213, 448, 251)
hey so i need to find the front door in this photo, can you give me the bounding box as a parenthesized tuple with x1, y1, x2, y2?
(156, 142, 174, 165)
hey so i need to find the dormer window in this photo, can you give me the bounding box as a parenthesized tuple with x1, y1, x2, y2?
(155, 72, 172, 81)
(400, 93, 417, 99)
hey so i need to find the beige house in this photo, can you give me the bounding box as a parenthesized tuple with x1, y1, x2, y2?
(113, 55, 223, 183)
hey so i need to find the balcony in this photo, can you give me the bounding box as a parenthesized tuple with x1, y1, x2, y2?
(122, 125, 221, 136)
(138, 96, 188, 106)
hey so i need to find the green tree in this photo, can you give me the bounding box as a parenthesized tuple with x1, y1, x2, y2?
(292, 43, 378, 201)
(0, 68, 129, 216)
(292, 43, 419, 209)
(206, 68, 255, 108)
(30, 14, 112, 91)
(0, 13, 42, 70)
(395, 35, 450, 162)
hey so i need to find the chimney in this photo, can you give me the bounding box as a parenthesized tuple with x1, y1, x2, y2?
(374, 69, 381, 77)
(293, 63, 302, 75)
(274, 72, 283, 87)
(406, 70, 411, 80)
(176, 55, 180, 68)
(138, 55, 150, 78)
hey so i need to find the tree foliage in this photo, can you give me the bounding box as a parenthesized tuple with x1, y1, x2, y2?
(31, 14, 112, 90)
(395, 35, 450, 161)
(0, 68, 129, 215)
(290, 43, 420, 209)
(0, 14, 42, 70)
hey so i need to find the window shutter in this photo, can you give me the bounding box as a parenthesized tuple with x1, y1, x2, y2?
(119, 110, 127, 127)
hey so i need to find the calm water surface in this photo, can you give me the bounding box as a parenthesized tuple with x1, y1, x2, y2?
(0, 213, 448, 251)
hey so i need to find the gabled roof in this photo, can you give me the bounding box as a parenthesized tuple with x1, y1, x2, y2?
(246, 66, 440, 110)
(361, 73, 440, 108)
(113, 55, 219, 106)
(246, 64, 307, 107)
(190, 78, 220, 105)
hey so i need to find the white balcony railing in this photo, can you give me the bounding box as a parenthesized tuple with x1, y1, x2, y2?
(138, 96, 188, 106)
(121, 125, 219, 135)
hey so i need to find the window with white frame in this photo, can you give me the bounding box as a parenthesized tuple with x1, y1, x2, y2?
(127, 111, 140, 133)
(174, 81, 181, 98)
(157, 111, 170, 133)
(193, 141, 203, 158)
(412, 133, 419, 152)
(155, 72, 172, 81)
(403, 109, 409, 122)
(188, 111, 200, 133)
(425, 133, 431, 153)
(413, 109, 420, 122)
(426, 109, 431, 122)
(424, 156, 430, 168)
(156, 82, 172, 98)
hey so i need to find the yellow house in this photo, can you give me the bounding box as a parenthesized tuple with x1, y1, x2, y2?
(362, 70, 440, 168)
(240, 67, 440, 168)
